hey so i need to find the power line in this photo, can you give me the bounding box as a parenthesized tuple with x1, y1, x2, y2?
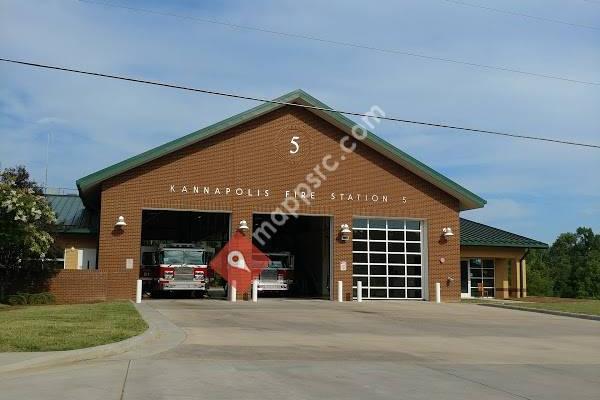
(442, 0, 600, 31)
(1, 57, 599, 150)
(77, 0, 600, 87)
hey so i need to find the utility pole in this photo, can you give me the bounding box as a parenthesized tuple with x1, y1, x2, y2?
(44, 132, 50, 194)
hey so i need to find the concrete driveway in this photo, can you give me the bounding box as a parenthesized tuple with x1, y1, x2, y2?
(1, 299, 599, 399)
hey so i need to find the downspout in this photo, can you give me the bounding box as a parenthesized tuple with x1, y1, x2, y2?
(520, 248, 529, 264)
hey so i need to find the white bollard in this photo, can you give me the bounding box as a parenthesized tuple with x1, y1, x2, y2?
(230, 280, 237, 302)
(337, 280, 343, 302)
(136, 279, 142, 304)
(357, 281, 363, 303)
(252, 279, 258, 302)
(435, 282, 441, 303)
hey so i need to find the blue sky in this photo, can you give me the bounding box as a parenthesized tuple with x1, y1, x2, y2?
(1, 0, 599, 243)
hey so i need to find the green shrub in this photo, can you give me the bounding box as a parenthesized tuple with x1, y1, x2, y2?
(7, 292, 55, 306)
(30, 293, 46, 305)
(7, 293, 28, 305)
(40, 292, 56, 304)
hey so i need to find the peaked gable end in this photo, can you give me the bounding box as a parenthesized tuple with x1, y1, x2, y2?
(77, 90, 485, 211)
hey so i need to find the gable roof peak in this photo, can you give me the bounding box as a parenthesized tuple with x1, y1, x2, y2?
(77, 90, 486, 211)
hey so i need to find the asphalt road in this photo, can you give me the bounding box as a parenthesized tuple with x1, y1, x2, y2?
(1, 299, 599, 399)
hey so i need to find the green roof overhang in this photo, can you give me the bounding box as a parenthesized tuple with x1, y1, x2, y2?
(77, 89, 486, 211)
(460, 218, 548, 249)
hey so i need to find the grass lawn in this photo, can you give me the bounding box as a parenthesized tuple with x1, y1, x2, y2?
(463, 296, 600, 316)
(0, 301, 148, 352)
(512, 297, 600, 316)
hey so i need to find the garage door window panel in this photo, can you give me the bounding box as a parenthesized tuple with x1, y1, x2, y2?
(388, 231, 404, 241)
(370, 289, 387, 298)
(353, 264, 368, 275)
(353, 229, 367, 240)
(369, 230, 387, 240)
(370, 265, 386, 275)
(353, 252, 368, 263)
(370, 242, 387, 252)
(388, 277, 406, 287)
(389, 289, 406, 298)
(406, 243, 421, 253)
(369, 253, 386, 263)
(388, 265, 405, 275)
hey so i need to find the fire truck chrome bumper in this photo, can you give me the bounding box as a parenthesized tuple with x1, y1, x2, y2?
(160, 282, 206, 290)
(258, 282, 289, 291)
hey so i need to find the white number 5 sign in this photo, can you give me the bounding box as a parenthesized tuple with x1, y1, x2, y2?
(289, 136, 300, 154)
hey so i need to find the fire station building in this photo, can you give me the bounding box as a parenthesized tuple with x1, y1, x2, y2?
(46, 89, 547, 303)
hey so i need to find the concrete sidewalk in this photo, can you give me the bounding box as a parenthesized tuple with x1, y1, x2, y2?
(0, 302, 185, 374)
(479, 302, 600, 321)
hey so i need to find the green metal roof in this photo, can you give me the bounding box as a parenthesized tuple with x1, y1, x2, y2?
(460, 218, 548, 248)
(45, 194, 98, 234)
(77, 89, 486, 211)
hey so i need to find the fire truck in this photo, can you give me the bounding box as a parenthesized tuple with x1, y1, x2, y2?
(255, 252, 294, 292)
(140, 244, 210, 295)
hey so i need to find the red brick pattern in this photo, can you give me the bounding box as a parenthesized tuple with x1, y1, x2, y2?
(48, 270, 107, 304)
(52, 106, 462, 302)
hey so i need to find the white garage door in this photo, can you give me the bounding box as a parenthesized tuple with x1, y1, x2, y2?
(352, 218, 424, 299)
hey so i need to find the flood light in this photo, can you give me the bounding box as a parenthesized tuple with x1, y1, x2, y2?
(115, 216, 127, 227)
(239, 220, 249, 232)
(340, 224, 351, 242)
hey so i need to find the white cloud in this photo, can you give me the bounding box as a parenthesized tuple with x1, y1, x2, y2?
(36, 117, 68, 125)
(464, 198, 531, 223)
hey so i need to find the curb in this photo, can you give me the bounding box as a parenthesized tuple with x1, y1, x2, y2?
(479, 303, 600, 321)
(0, 302, 185, 374)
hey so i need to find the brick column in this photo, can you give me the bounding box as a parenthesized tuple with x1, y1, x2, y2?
(230, 209, 253, 300)
(334, 213, 352, 301)
(495, 258, 509, 299)
(98, 193, 142, 300)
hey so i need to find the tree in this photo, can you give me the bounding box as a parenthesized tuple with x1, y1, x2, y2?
(571, 228, 600, 299)
(525, 248, 553, 297)
(547, 232, 577, 298)
(1, 165, 44, 195)
(532, 227, 600, 299)
(0, 165, 57, 300)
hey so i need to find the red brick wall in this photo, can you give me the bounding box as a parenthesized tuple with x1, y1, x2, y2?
(93, 106, 461, 301)
(48, 270, 107, 304)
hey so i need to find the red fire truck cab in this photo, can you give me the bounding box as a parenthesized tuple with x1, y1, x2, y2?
(141, 244, 209, 294)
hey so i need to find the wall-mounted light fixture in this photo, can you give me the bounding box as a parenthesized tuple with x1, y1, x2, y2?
(340, 224, 351, 242)
(238, 220, 249, 232)
(442, 227, 454, 238)
(115, 216, 127, 228)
